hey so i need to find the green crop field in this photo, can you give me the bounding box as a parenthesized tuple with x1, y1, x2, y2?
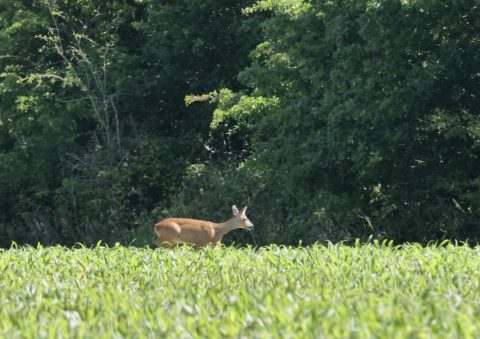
(1, 243, 479, 338)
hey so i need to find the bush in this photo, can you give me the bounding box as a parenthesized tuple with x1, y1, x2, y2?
(0, 0, 260, 246)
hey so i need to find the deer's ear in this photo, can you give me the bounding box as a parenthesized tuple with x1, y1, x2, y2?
(241, 206, 248, 216)
(232, 205, 239, 216)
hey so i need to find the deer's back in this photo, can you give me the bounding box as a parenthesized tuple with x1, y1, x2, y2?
(156, 218, 215, 229)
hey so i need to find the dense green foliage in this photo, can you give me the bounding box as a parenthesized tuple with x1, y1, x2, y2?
(1, 0, 479, 245)
(0, 0, 260, 246)
(177, 0, 480, 244)
(1, 243, 480, 337)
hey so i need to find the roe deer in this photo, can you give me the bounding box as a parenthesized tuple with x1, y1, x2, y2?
(153, 205, 254, 249)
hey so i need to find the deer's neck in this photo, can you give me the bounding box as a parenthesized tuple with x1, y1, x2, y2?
(214, 217, 237, 236)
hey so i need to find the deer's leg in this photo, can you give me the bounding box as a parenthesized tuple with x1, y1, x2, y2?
(194, 242, 208, 250)
(211, 235, 223, 248)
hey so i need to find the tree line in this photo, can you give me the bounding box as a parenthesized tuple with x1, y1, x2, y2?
(1, 0, 479, 246)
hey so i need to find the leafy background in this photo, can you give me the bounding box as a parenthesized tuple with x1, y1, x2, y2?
(1, 0, 479, 246)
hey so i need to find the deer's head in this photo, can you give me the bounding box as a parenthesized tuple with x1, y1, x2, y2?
(231, 205, 254, 230)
